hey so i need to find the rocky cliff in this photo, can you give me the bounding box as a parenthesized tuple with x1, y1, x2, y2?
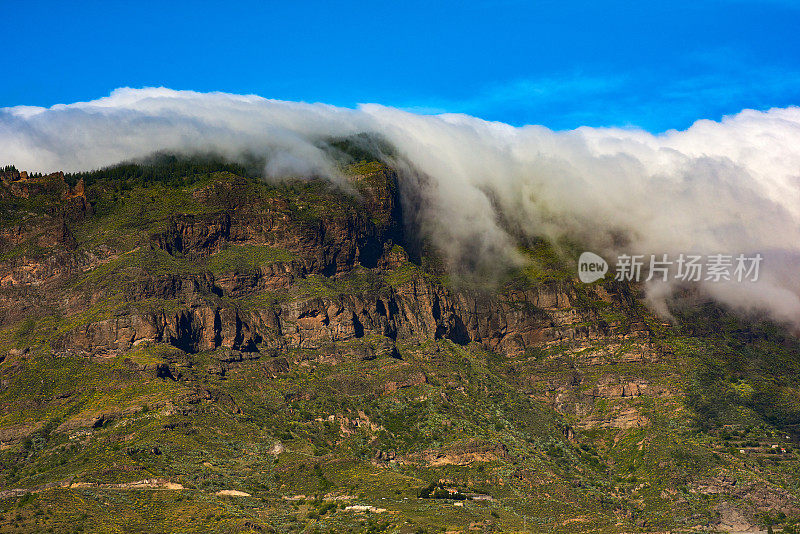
(0, 158, 798, 533)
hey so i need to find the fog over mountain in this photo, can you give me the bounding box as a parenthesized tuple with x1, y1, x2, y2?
(3, 87, 799, 325)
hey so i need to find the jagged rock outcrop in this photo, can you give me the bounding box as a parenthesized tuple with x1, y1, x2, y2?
(151, 168, 402, 276)
(0, 170, 90, 217)
(51, 274, 644, 360)
(0, 162, 648, 360)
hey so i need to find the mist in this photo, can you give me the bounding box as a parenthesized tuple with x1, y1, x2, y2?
(2, 87, 799, 326)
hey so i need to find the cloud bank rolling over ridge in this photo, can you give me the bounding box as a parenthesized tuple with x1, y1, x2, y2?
(2, 87, 799, 326)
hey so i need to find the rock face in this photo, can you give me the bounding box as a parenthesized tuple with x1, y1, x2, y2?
(150, 170, 402, 276)
(1, 163, 675, 472)
(0, 164, 643, 362)
(0, 163, 670, 446)
(1, 163, 662, 413)
(52, 275, 639, 359)
(3, 160, 796, 532)
(418, 441, 509, 466)
(0, 170, 90, 217)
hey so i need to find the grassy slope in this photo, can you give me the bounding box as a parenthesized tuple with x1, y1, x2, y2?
(1, 160, 799, 533)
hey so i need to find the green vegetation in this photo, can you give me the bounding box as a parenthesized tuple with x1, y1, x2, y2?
(675, 303, 800, 432)
(1, 155, 799, 532)
(206, 244, 296, 273)
(65, 153, 256, 189)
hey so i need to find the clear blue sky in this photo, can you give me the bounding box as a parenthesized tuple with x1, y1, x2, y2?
(3, 0, 799, 131)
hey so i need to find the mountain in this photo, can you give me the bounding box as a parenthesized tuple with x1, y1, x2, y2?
(0, 157, 799, 533)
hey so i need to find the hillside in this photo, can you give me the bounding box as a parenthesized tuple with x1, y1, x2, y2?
(0, 157, 799, 533)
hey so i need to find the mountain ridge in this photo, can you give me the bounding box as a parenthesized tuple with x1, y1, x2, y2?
(0, 157, 799, 533)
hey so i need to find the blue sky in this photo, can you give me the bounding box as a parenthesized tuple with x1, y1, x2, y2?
(3, 0, 799, 131)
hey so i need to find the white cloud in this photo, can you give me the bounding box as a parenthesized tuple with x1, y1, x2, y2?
(2, 87, 799, 326)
